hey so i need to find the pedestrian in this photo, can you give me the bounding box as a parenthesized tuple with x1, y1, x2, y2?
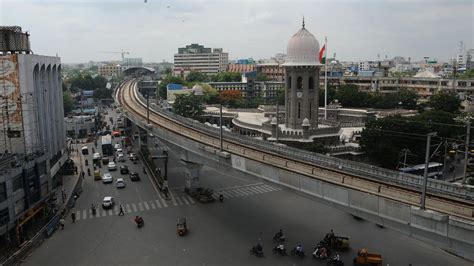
(71, 212, 76, 223)
(60, 218, 65, 230)
(119, 205, 124, 216)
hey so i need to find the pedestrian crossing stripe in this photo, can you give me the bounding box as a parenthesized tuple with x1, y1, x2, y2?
(74, 184, 280, 222)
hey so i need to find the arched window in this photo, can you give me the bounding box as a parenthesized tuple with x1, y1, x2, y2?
(287, 76, 292, 89)
(297, 77, 302, 89)
(298, 102, 301, 119)
(309, 77, 314, 90)
(309, 102, 312, 118)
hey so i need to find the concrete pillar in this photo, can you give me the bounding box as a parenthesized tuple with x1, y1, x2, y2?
(182, 160, 202, 193)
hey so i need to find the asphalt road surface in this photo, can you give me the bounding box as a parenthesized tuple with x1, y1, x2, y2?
(23, 109, 471, 266)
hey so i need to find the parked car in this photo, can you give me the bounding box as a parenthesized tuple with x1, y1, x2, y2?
(116, 148, 123, 154)
(115, 178, 126, 188)
(102, 173, 113, 183)
(117, 153, 125, 162)
(108, 162, 117, 171)
(102, 196, 114, 209)
(129, 172, 140, 181)
(120, 165, 129, 174)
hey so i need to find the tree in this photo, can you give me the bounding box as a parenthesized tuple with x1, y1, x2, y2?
(93, 88, 112, 100)
(185, 71, 208, 83)
(172, 93, 203, 118)
(256, 73, 268, 81)
(211, 72, 241, 82)
(319, 85, 337, 106)
(66, 73, 107, 90)
(336, 84, 368, 107)
(158, 75, 186, 99)
(63, 91, 74, 116)
(201, 84, 220, 104)
(219, 90, 243, 108)
(395, 88, 419, 109)
(460, 69, 474, 79)
(428, 92, 461, 113)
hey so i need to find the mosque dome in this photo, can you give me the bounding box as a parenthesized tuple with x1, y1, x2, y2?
(282, 20, 321, 67)
(192, 84, 203, 95)
(302, 118, 310, 127)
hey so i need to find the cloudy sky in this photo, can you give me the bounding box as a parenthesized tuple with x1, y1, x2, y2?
(1, 0, 472, 63)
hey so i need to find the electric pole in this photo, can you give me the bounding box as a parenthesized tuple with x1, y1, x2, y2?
(421, 132, 437, 210)
(463, 121, 471, 183)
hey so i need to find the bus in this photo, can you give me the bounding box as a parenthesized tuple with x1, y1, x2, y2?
(101, 135, 113, 156)
(399, 162, 443, 179)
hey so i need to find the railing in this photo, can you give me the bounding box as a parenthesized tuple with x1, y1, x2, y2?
(126, 83, 473, 201)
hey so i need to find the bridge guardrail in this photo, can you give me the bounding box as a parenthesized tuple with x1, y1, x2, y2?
(128, 85, 473, 201)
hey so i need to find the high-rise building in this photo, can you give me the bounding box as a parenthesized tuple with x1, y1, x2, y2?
(173, 43, 228, 77)
(122, 57, 143, 66)
(0, 26, 67, 240)
(98, 64, 122, 78)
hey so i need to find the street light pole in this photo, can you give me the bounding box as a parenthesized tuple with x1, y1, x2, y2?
(421, 132, 437, 210)
(146, 94, 150, 125)
(275, 102, 279, 143)
(463, 120, 471, 183)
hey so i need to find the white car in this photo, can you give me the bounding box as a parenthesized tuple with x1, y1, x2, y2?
(116, 148, 123, 154)
(114, 143, 122, 150)
(108, 162, 117, 171)
(115, 178, 126, 188)
(117, 153, 125, 162)
(102, 173, 113, 183)
(102, 196, 114, 209)
(93, 152, 102, 160)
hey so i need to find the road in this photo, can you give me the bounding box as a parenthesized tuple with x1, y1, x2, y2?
(23, 109, 471, 266)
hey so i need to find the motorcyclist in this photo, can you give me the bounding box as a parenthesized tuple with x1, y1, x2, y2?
(219, 194, 224, 202)
(275, 229, 283, 239)
(275, 243, 285, 251)
(91, 204, 96, 215)
(87, 168, 91, 176)
(295, 244, 303, 255)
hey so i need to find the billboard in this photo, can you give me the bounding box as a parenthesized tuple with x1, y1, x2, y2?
(0, 54, 23, 138)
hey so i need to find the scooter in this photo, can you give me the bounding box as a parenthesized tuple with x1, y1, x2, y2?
(250, 246, 264, 257)
(273, 245, 287, 255)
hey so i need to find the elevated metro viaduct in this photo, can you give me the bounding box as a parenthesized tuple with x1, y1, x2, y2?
(116, 79, 474, 261)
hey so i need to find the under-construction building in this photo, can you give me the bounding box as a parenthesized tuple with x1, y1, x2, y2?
(0, 26, 67, 244)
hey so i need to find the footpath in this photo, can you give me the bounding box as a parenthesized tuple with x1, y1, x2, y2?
(1, 144, 86, 266)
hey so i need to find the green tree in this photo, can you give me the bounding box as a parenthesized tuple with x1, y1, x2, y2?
(460, 69, 474, 79)
(336, 84, 368, 107)
(185, 71, 208, 83)
(63, 91, 74, 116)
(172, 93, 203, 118)
(319, 85, 337, 106)
(93, 88, 112, 100)
(211, 72, 241, 82)
(395, 88, 419, 109)
(428, 92, 461, 113)
(201, 84, 220, 104)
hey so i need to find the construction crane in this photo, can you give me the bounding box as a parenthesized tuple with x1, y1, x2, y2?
(100, 50, 130, 61)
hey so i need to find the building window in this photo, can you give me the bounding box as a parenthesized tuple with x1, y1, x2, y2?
(12, 176, 23, 192)
(298, 102, 301, 119)
(287, 76, 292, 89)
(309, 102, 312, 118)
(297, 77, 302, 89)
(0, 183, 6, 202)
(309, 77, 314, 90)
(0, 208, 9, 226)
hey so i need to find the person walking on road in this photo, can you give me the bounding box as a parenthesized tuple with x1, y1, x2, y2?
(60, 218, 65, 230)
(119, 205, 125, 216)
(71, 212, 76, 223)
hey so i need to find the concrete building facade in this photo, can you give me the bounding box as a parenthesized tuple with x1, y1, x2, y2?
(173, 44, 228, 77)
(98, 64, 122, 78)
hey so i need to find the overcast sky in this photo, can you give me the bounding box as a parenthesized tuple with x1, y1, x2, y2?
(1, 0, 472, 63)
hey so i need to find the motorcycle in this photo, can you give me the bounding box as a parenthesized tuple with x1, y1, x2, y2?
(291, 247, 305, 258)
(250, 245, 264, 257)
(135, 217, 144, 228)
(91, 205, 96, 216)
(313, 243, 330, 259)
(219, 194, 224, 202)
(273, 245, 287, 255)
(273, 233, 286, 242)
(326, 254, 344, 266)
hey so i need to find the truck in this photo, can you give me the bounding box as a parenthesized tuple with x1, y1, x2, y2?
(353, 248, 382, 266)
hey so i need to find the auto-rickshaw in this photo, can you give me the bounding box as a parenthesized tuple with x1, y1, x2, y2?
(176, 217, 187, 236)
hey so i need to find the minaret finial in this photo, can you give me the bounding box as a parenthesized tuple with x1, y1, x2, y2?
(302, 16, 305, 28)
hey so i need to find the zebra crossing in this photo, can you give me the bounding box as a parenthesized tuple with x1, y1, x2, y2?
(74, 195, 195, 222)
(214, 183, 281, 199)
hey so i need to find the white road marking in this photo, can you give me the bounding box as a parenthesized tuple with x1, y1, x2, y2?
(132, 203, 138, 212)
(248, 186, 264, 194)
(108, 209, 113, 216)
(175, 196, 183, 205)
(82, 210, 87, 220)
(240, 187, 256, 195)
(150, 201, 156, 209)
(262, 185, 278, 191)
(155, 199, 162, 208)
(186, 195, 195, 204)
(114, 206, 119, 215)
(143, 201, 150, 210)
(236, 188, 251, 196)
(171, 197, 178, 206)
(126, 204, 132, 213)
(102, 209, 107, 217)
(253, 186, 269, 193)
(138, 202, 144, 211)
(181, 196, 190, 205)
(76, 211, 81, 220)
(161, 199, 168, 208)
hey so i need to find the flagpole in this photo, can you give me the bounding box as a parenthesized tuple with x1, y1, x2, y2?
(324, 36, 328, 120)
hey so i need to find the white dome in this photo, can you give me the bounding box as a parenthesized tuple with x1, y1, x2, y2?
(192, 84, 203, 95)
(302, 118, 310, 127)
(282, 24, 321, 67)
(271, 117, 277, 125)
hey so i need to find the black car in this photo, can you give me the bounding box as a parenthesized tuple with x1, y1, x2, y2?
(120, 165, 129, 174)
(129, 172, 140, 181)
